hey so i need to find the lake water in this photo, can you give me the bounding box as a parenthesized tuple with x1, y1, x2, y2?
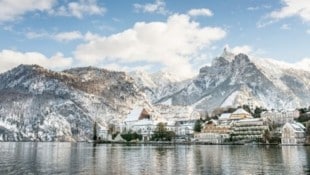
(0, 143, 309, 175)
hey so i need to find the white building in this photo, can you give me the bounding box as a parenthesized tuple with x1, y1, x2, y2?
(174, 120, 196, 137)
(153, 105, 200, 121)
(122, 107, 156, 141)
(195, 120, 231, 144)
(97, 124, 110, 141)
(131, 119, 155, 141)
(230, 108, 253, 120)
(218, 113, 232, 125)
(194, 133, 229, 144)
(231, 118, 268, 142)
(123, 107, 145, 130)
(261, 110, 299, 126)
(281, 122, 305, 145)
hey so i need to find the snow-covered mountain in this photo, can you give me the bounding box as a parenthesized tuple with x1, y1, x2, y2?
(1, 50, 310, 141)
(129, 70, 191, 104)
(156, 50, 310, 112)
(0, 65, 151, 141)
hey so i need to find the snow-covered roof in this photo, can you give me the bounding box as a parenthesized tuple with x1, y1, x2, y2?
(219, 113, 231, 120)
(124, 107, 143, 122)
(283, 122, 305, 133)
(167, 120, 176, 126)
(232, 108, 250, 115)
(238, 118, 262, 123)
(206, 119, 218, 125)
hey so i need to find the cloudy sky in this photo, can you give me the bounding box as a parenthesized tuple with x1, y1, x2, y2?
(0, 0, 309, 78)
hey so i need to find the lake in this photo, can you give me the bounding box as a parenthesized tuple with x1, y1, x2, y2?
(0, 142, 309, 175)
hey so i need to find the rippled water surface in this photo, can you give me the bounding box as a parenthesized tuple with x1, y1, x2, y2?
(0, 142, 309, 175)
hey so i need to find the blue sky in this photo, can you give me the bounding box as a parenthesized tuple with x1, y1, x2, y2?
(0, 0, 309, 78)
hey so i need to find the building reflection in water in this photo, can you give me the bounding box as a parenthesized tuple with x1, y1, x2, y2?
(1, 143, 310, 175)
(282, 146, 309, 174)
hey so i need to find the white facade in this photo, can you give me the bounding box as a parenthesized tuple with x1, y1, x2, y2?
(153, 105, 200, 121)
(174, 120, 196, 137)
(261, 110, 299, 126)
(97, 124, 110, 141)
(281, 122, 305, 145)
(194, 133, 229, 143)
(231, 118, 268, 141)
(130, 119, 155, 141)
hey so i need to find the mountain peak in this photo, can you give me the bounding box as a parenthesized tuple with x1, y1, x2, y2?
(15, 64, 45, 71)
(4, 64, 49, 78)
(221, 47, 235, 61)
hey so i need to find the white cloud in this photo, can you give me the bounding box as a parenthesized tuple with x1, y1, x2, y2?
(54, 31, 83, 41)
(280, 24, 290, 30)
(0, 0, 105, 22)
(49, 0, 106, 19)
(25, 31, 49, 39)
(269, 0, 310, 22)
(25, 30, 84, 42)
(133, 0, 168, 15)
(226, 45, 253, 55)
(188, 8, 213, 17)
(103, 63, 153, 73)
(0, 50, 72, 73)
(74, 14, 226, 79)
(247, 6, 260, 11)
(247, 5, 271, 11)
(295, 58, 310, 71)
(0, 0, 55, 22)
(307, 29, 310, 34)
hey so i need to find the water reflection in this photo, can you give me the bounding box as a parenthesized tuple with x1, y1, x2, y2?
(0, 143, 309, 175)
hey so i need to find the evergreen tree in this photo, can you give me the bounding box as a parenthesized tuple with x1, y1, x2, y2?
(121, 131, 142, 142)
(254, 107, 267, 118)
(194, 120, 202, 132)
(93, 122, 97, 141)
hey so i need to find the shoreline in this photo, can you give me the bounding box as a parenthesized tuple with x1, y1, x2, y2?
(0, 141, 309, 146)
(91, 140, 308, 146)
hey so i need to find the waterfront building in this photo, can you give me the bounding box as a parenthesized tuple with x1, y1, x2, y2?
(194, 120, 231, 143)
(281, 122, 305, 145)
(231, 118, 268, 142)
(130, 119, 155, 141)
(261, 110, 299, 126)
(97, 124, 110, 141)
(230, 108, 253, 120)
(194, 132, 229, 143)
(173, 119, 196, 138)
(218, 113, 232, 124)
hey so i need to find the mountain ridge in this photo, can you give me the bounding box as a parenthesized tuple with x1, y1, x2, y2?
(1, 51, 310, 141)
(0, 64, 150, 141)
(150, 51, 310, 112)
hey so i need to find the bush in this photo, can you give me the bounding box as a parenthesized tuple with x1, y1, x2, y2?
(121, 132, 142, 142)
(151, 122, 176, 141)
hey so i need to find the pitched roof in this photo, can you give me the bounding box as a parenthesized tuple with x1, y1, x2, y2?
(219, 113, 231, 120)
(232, 108, 250, 115)
(283, 122, 305, 133)
(124, 107, 144, 122)
(139, 108, 151, 120)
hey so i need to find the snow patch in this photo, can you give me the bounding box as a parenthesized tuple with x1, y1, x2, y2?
(221, 91, 239, 107)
